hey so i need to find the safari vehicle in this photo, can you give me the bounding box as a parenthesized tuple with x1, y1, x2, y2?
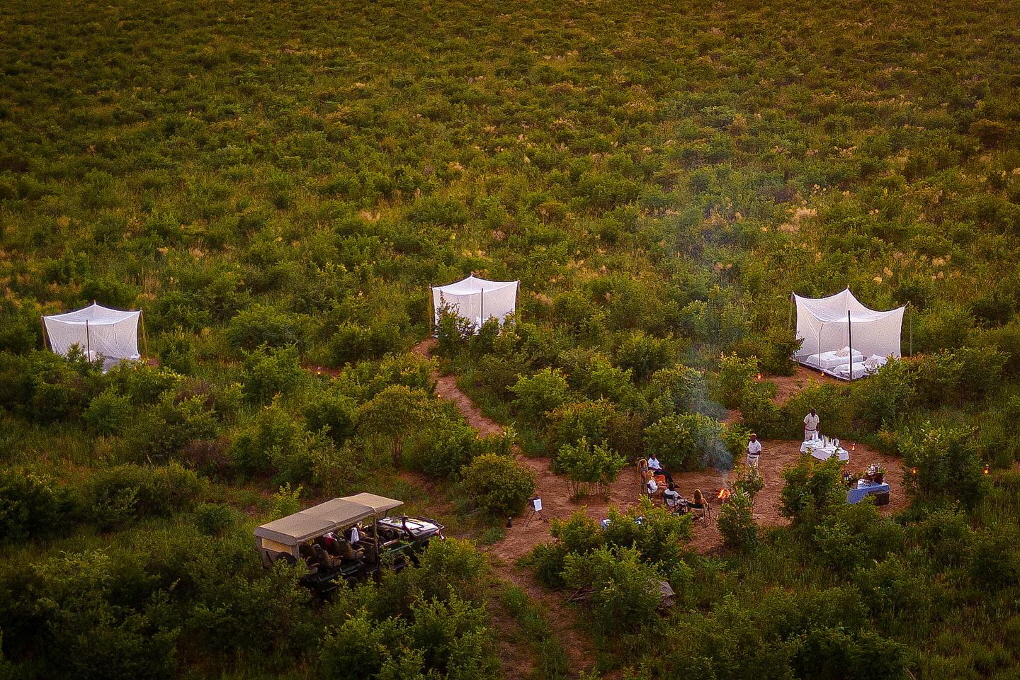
(253, 492, 444, 597)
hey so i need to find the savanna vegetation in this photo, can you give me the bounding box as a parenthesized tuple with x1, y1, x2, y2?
(2, 0, 1020, 677)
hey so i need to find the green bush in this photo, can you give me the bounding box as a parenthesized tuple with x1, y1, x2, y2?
(0, 470, 71, 541)
(510, 367, 570, 421)
(128, 391, 218, 462)
(80, 463, 205, 530)
(83, 388, 133, 435)
(356, 385, 431, 467)
(970, 529, 1020, 589)
(461, 453, 535, 518)
(546, 399, 636, 457)
(780, 456, 846, 526)
(713, 353, 758, 409)
(406, 417, 482, 480)
(555, 437, 627, 499)
(646, 364, 711, 420)
(615, 331, 677, 383)
(562, 546, 661, 637)
(226, 304, 301, 353)
(303, 390, 358, 446)
(326, 321, 400, 367)
(900, 423, 988, 508)
(643, 412, 727, 471)
(812, 502, 904, 573)
(240, 345, 305, 405)
(193, 502, 238, 536)
(155, 330, 196, 375)
(719, 489, 757, 551)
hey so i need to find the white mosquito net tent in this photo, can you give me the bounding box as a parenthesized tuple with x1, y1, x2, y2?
(43, 303, 142, 369)
(431, 276, 519, 330)
(794, 289, 904, 380)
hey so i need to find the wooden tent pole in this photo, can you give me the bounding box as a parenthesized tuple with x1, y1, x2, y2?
(908, 303, 913, 357)
(847, 309, 853, 382)
(40, 316, 47, 351)
(428, 285, 434, 336)
(140, 310, 149, 358)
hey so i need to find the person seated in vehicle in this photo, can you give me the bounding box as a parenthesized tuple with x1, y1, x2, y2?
(313, 543, 340, 569)
(361, 538, 377, 563)
(319, 533, 341, 557)
(299, 543, 320, 571)
(337, 538, 360, 561)
(347, 524, 362, 545)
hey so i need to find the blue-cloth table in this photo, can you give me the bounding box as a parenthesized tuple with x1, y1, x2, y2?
(847, 481, 890, 504)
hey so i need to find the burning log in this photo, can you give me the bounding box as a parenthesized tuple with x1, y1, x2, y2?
(716, 488, 732, 503)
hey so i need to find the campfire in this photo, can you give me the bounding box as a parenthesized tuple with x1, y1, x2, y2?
(716, 488, 732, 503)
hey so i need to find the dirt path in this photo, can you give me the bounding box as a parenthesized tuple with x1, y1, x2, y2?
(412, 339, 598, 674)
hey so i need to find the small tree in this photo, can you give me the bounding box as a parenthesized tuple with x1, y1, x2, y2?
(644, 412, 726, 472)
(356, 385, 431, 467)
(555, 437, 627, 499)
(719, 489, 757, 551)
(240, 345, 305, 405)
(510, 367, 570, 421)
(780, 456, 846, 526)
(900, 422, 987, 508)
(562, 546, 662, 637)
(461, 453, 535, 518)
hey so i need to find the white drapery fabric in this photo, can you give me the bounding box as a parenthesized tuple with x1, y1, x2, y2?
(432, 276, 518, 329)
(43, 303, 141, 361)
(794, 289, 904, 361)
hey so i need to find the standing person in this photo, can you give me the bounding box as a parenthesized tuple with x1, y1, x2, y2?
(746, 433, 762, 468)
(804, 408, 820, 442)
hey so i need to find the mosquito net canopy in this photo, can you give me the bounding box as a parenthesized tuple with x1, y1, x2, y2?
(432, 276, 518, 329)
(794, 289, 904, 365)
(43, 303, 141, 363)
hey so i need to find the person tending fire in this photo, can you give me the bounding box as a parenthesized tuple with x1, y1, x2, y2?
(746, 433, 762, 467)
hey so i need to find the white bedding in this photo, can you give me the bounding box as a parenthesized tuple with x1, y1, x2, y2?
(829, 362, 873, 379)
(803, 348, 864, 370)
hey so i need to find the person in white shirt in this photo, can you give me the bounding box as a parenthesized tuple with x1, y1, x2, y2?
(647, 455, 663, 472)
(804, 408, 820, 442)
(746, 433, 762, 467)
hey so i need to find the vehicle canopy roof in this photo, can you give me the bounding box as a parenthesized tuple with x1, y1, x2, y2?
(340, 492, 405, 515)
(254, 495, 404, 547)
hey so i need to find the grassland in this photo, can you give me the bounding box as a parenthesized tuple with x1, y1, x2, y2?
(2, 0, 1020, 678)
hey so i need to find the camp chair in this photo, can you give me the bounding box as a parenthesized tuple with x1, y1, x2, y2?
(663, 491, 686, 514)
(689, 501, 712, 521)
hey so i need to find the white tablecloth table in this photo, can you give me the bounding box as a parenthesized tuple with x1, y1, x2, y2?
(800, 440, 849, 462)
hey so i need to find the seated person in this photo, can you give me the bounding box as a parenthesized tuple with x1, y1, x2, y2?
(299, 542, 317, 566)
(647, 455, 674, 485)
(688, 488, 706, 511)
(313, 544, 340, 569)
(347, 524, 362, 545)
(663, 483, 685, 511)
(337, 538, 359, 561)
(644, 471, 659, 495)
(320, 533, 341, 557)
